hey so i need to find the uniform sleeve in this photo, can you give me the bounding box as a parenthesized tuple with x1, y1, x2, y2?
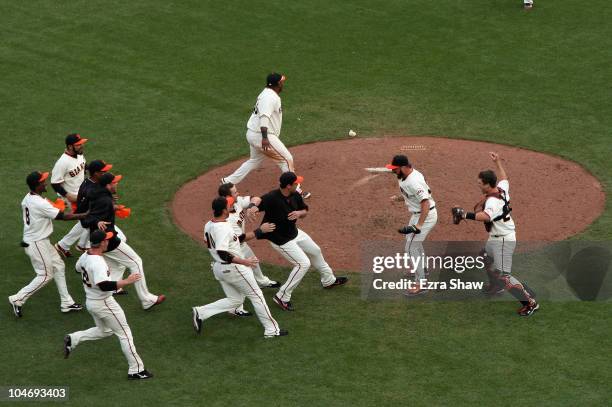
(413, 180, 431, 202)
(497, 180, 510, 195)
(51, 157, 66, 184)
(483, 198, 502, 220)
(258, 193, 270, 212)
(237, 196, 251, 209)
(40, 199, 60, 219)
(213, 227, 233, 252)
(258, 92, 275, 118)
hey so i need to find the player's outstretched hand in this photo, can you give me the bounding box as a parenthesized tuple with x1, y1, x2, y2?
(126, 273, 142, 284)
(260, 222, 276, 233)
(262, 138, 271, 151)
(244, 256, 259, 268)
(97, 221, 111, 231)
(287, 211, 302, 221)
(489, 152, 499, 162)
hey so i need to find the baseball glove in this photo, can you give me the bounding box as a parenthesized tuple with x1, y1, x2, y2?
(451, 207, 465, 224)
(398, 225, 421, 234)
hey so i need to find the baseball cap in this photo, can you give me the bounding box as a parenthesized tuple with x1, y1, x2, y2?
(87, 160, 112, 174)
(385, 155, 411, 170)
(266, 72, 286, 87)
(99, 172, 122, 187)
(279, 171, 304, 188)
(90, 230, 114, 246)
(65, 133, 88, 146)
(26, 171, 49, 189)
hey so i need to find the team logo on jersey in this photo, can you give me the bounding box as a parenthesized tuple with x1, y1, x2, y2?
(68, 162, 86, 178)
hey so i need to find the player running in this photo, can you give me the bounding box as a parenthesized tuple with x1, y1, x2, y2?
(221, 73, 310, 199)
(64, 230, 153, 380)
(192, 196, 287, 338)
(8, 171, 87, 317)
(452, 152, 539, 316)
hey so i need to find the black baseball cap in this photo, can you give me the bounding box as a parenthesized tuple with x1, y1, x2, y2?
(99, 172, 122, 187)
(65, 133, 88, 146)
(385, 155, 411, 170)
(279, 171, 304, 188)
(266, 72, 286, 87)
(87, 160, 112, 174)
(26, 171, 49, 190)
(90, 230, 113, 246)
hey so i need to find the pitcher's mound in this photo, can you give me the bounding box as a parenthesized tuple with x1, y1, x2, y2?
(172, 136, 605, 271)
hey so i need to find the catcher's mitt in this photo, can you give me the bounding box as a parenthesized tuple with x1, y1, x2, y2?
(451, 207, 465, 224)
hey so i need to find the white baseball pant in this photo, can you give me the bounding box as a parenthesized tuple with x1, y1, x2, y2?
(57, 222, 89, 252)
(405, 208, 438, 281)
(194, 263, 280, 337)
(68, 297, 144, 374)
(241, 242, 274, 287)
(9, 239, 76, 310)
(270, 229, 336, 302)
(102, 240, 159, 309)
(485, 232, 516, 275)
(223, 130, 294, 184)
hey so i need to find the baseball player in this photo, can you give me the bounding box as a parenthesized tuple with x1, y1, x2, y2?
(452, 152, 539, 316)
(81, 172, 165, 310)
(64, 230, 153, 380)
(8, 171, 87, 318)
(246, 172, 348, 311)
(52, 133, 88, 258)
(218, 182, 280, 289)
(192, 196, 287, 338)
(386, 155, 438, 296)
(221, 73, 310, 199)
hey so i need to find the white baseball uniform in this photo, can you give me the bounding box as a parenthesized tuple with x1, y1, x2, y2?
(68, 252, 145, 374)
(483, 180, 516, 275)
(193, 219, 280, 337)
(9, 193, 76, 311)
(229, 196, 275, 287)
(398, 169, 437, 281)
(52, 152, 87, 251)
(223, 87, 294, 184)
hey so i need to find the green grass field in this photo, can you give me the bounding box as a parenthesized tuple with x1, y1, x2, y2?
(1, 1, 611, 405)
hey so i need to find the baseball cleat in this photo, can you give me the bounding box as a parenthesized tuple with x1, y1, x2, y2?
(128, 370, 154, 380)
(192, 307, 202, 334)
(523, 2, 533, 9)
(323, 276, 349, 289)
(8, 298, 22, 318)
(265, 329, 289, 339)
(229, 309, 253, 317)
(54, 243, 72, 258)
(262, 281, 281, 288)
(300, 191, 312, 199)
(63, 335, 72, 359)
(518, 301, 539, 317)
(145, 294, 166, 310)
(61, 303, 83, 313)
(75, 245, 87, 253)
(273, 295, 294, 311)
(219, 177, 228, 185)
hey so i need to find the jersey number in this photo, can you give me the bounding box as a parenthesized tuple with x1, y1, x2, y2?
(25, 207, 30, 225)
(80, 266, 92, 288)
(205, 232, 216, 249)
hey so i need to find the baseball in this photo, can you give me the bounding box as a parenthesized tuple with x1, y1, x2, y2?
(348, 129, 357, 137)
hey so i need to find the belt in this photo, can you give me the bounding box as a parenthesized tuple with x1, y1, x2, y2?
(413, 205, 435, 214)
(491, 233, 512, 238)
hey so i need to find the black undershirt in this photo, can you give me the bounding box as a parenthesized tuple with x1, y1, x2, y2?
(257, 189, 308, 246)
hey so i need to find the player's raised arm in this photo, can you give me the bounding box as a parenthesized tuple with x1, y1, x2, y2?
(490, 152, 507, 181)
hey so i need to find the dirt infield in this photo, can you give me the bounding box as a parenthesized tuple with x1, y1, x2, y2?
(171, 136, 605, 271)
